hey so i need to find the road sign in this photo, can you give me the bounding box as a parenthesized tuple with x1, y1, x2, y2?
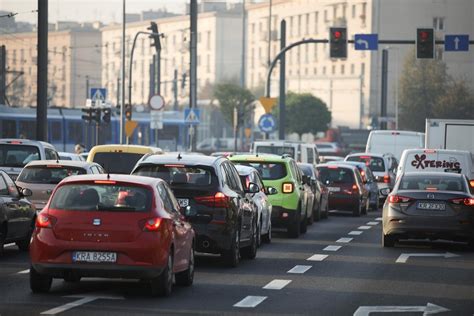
(354, 34, 378, 50)
(445, 35, 469, 51)
(125, 120, 138, 138)
(258, 114, 276, 133)
(184, 108, 200, 124)
(150, 110, 163, 130)
(149, 95, 165, 110)
(90, 88, 107, 102)
(259, 97, 277, 114)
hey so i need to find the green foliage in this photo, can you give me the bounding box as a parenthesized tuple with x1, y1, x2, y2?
(213, 83, 255, 127)
(399, 49, 474, 131)
(275, 92, 331, 136)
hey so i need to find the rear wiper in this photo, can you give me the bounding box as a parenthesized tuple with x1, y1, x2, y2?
(96, 204, 136, 212)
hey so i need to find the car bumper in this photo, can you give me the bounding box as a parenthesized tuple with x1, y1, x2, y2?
(271, 206, 300, 228)
(191, 222, 235, 254)
(328, 194, 359, 212)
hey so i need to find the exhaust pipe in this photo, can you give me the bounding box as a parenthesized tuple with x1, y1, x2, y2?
(202, 240, 210, 248)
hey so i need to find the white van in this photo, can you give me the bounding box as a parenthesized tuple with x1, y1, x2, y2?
(397, 149, 474, 180)
(366, 130, 425, 161)
(251, 140, 319, 166)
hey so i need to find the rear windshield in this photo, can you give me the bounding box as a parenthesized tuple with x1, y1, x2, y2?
(58, 155, 72, 160)
(50, 183, 152, 212)
(256, 146, 295, 158)
(346, 155, 385, 172)
(399, 175, 466, 192)
(0, 144, 40, 168)
(133, 164, 216, 187)
(17, 166, 86, 184)
(298, 164, 313, 177)
(93, 152, 144, 174)
(316, 144, 332, 149)
(232, 161, 287, 180)
(317, 167, 354, 185)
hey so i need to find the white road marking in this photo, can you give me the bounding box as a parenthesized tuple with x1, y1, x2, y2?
(353, 303, 449, 316)
(358, 226, 372, 230)
(367, 221, 379, 225)
(17, 269, 29, 274)
(41, 294, 123, 315)
(307, 254, 328, 262)
(323, 245, 342, 251)
(336, 237, 353, 243)
(287, 265, 312, 274)
(396, 252, 460, 264)
(348, 231, 363, 235)
(263, 279, 292, 290)
(375, 217, 383, 221)
(233, 296, 267, 308)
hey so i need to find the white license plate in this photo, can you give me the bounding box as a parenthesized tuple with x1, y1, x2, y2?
(328, 187, 341, 192)
(72, 251, 117, 263)
(177, 198, 189, 207)
(417, 202, 446, 211)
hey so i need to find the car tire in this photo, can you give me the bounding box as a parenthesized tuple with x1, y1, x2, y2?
(63, 274, 81, 283)
(362, 198, 369, 215)
(241, 221, 257, 260)
(30, 266, 52, 293)
(321, 202, 328, 219)
(150, 252, 173, 297)
(313, 202, 321, 222)
(222, 229, 240, 267)
(382, 234, 396, 248)
(262, 222, 271, 244)
(0, 225, 6, 256)
(17, 220, 34, 251)
(308, 208, 314, 225)
(352, 201, 361, 217)
(256, 222, 262, 247)
(371, 195, 380, 211)
(300, 212, 307, 234)
(288, 212, 301, 238)
(175, 245, 194, 286)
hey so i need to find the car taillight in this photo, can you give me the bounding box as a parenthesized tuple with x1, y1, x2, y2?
(450, 198, 474, 206)
(469, 180, 474, 188)
(383, 175, 390, 183)
(282, 182, 294, 193)
(195, 192, 230, 208)
(36, 214, 55, 228)
(388, 195, 412, 203)
(143, 218, 163, 232)
(352, 184, 358, 193)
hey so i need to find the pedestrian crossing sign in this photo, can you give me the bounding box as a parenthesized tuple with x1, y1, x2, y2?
(184, 108, 200, 124)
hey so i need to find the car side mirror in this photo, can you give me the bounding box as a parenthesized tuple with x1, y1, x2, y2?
(21, 188, 33, 197)
(245, 182, 260, 194)
(302, 175, 310, 185)
(379, 188, 391, 196)
(266, 186, 278, 195)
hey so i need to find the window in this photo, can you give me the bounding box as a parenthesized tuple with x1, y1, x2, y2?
(324, 10, 327, 22)
(297, 15, 302, 36)
(289, 16, 294, 37)
(2, 173, 19, 197)
(305, 45, 309, 63)
(45, 148, 58, 160)
(19, 121, 36, 139)
(207, 31, 211, 50)
(322, 66, 326, 75)
(352, 4, 356, 18)
(341, 64, 345, 75)
(305, 14, 310, 35)
(50, 121, 62, 141)
(332, 65, 336, 75)
(314, 12, 319, 33)
(433, 17, 445, 31)
(351, 64, 355, 74)
(313, 67, 317, 75)
(1, 120, 16, 138)
(157, 183, 174, 213)
(18, 165, 86, 184)
(0, 175, 8, 195)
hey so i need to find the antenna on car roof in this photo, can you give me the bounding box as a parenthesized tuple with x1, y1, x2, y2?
(107, 172, 110, 180)
(177, 153, 182, 161)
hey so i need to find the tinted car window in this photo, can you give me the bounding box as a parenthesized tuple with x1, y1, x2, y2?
(50, 183, 152, 212)
(399, 175, 465, 192)
(317, 167, 355, 184)
(157, 182, 174, 213)
(93, 152, 144, 174)
(58, 155, 72, 160)
(45, 148, 58, 160)
(225, 162, 244, 192)
(0, 175, 8, 195)
(298, 164, 314, 178)
(2, 173, 20, 197)
(134, 164, 216, 187)
(0, 144, 40, 167)
(17, 166, 86, 184)
(346, 156, 386, 172)
(233, 161, 287, 180)
(256, 146, 295, 157)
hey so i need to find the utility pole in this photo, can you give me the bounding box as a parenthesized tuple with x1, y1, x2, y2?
(189, 0, 198, 151)
(0, 46, 6, 105)
(380, 49, 388, 130)
(85, 76, 90, 99)
(278, 19, 286, 140)
(120, 0, 126, 144)
(37, 0, 48, 141)
(173, 69, 178, 110)
(267, 0, 272, 67)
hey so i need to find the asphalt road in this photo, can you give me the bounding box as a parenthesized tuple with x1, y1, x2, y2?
(1, 209, 473, 316)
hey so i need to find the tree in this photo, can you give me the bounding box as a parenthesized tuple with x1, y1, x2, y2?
(432, 79, 474, 119)
(277, 92, 331, 136)
(213, 83, 255, 130)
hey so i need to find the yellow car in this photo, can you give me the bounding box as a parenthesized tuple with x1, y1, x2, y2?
(87, 144, 163, 174)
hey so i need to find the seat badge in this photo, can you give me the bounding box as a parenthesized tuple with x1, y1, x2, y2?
(93, 219, 101, 226)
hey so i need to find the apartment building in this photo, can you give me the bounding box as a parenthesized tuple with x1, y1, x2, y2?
(101, 10, 243, 108)
(0, 24, 101, 108)
(246, 0, 474, 129)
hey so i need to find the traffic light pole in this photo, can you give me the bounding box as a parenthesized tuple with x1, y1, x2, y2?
(278, 19, 286, 140)
(380, 49, 388, 130)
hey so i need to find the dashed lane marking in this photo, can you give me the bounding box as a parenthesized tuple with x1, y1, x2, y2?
(367, 221, 379, 225)
(358, 226, 372, 230)
(287, 265, 312, 274)
(348, 231, 363, 236)
(233, 296, 267, 308)
(323, 245, 342, 251)
(307, 254, 328, 262)
(336, 237, 353, 243)
(263, 279, 292, 290)
(17, 269, 29, 274)
(375, 217, 383, 221)
(41, 294, 123, 315)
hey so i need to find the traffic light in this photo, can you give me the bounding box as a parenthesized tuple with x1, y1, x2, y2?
(81, 108, 92, 123)
(125, 104, 132, 121)
(148, 22, 161, 53)
(102, 108, 111, 124)
(181, 72, 187, 89)
(329, 27, 347, 59)
(91, 108, 101, 124)
(416, 28, 434, 59)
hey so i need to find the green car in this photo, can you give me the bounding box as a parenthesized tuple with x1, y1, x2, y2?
(229, 154, 310, 238)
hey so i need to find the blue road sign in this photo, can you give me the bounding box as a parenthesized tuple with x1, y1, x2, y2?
(445, 35, 469, 52)
(258, 114, 276, 133)
(184, 108, 200, 124)
(90, 88, 107, 101)
(354, 34, 378, 50)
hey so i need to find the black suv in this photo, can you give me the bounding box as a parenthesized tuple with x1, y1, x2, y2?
(132, 154, 259, 267)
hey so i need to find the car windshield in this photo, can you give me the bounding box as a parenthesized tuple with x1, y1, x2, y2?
(50, 183, 152, 212)
(346, 155, 385, 172)
(256, 146, 295, 158)
(17, 165, 86, 184)
(233, 161, 287, 180)
(0, 144, 40, 168)
(93, 152, 144, 174)
(399, 175, 466, 192)
(317, 167, 354, 185)
(133, 164, 216, 187)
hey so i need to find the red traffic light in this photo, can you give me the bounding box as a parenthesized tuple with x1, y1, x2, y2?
(333, 31, 342, 39)
(420, 31, 429, 41)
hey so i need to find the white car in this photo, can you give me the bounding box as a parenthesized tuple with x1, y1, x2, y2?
(58, 152, 85, 161)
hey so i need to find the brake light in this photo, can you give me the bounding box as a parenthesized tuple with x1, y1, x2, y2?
(282, 182, 294, 193)
(359, 156, 371, 159)
(388, 195, 412, 203)
(94, 180, 116, 184)
(450, 198, 474, 206)
(469, 180, 474, 188)
(9, 141, 22, 144)
(164, 164, 185, 168)
(328, 165, 338, 169)
(352, 184, 358, 192)
(383, 175, 390, 183)
(195, 192, 230, 208)
(424, 149, 436, 154)
(36, 214, 55, 228)
(143, 218, 163, 231)
(46, 165, 63, 168)
(426, 187, 438, 191)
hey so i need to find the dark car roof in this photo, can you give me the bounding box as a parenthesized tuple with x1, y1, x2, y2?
(316, 163, 359, 172)
(138, 153, 223, 167)
(59, 174, 162, 186)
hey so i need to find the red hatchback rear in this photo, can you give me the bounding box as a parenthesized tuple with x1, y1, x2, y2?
(29, 174, 195, 297)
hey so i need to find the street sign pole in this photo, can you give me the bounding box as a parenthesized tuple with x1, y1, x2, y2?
(279, 19, 286, 140)
(380, 49, 388, 130)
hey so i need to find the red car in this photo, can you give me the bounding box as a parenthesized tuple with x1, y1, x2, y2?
(29, 174, 195, 297)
